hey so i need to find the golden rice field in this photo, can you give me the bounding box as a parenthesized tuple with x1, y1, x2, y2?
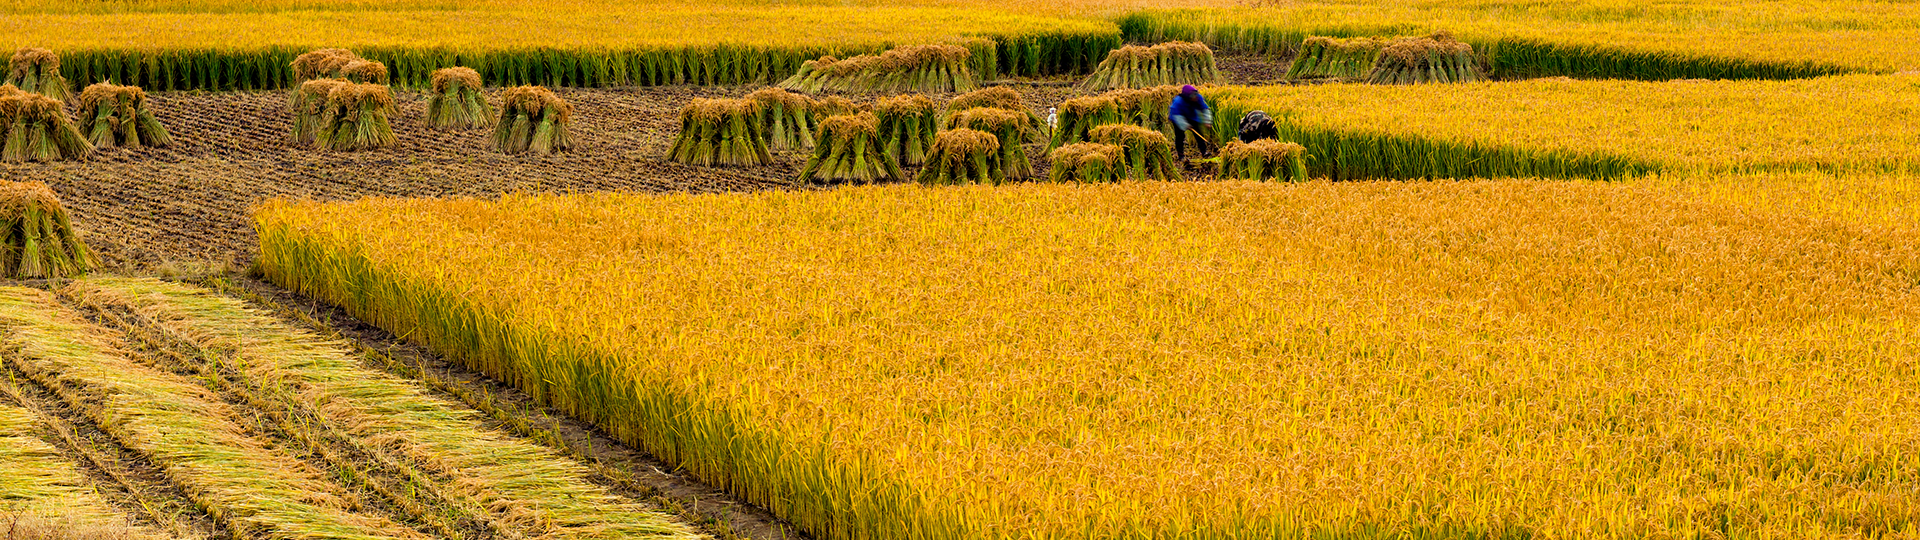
(256, 181, 1920, 539)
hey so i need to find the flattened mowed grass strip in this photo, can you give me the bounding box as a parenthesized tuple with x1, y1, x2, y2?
(0, 404, 158, 534)
(0, 286, 426, 540)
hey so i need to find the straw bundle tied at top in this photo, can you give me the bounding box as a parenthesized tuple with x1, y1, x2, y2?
(340, 60, 390, 85)
(431, 66, 482, 94)
(1368, 32, 1484, 84)
(495, 85, 574, 156)
(315, 82, 396, 152)
(0, 180, 96, 278)
(6, 48, 69, 101)
(1090, 123, 1178, 181)
(1218, 139, 1309, 182)
(0, 89, 92, 162)
(428, 67, 492, 130)
(291, 48, 355, 81)
(77, 82, 172, 149)
(948, 106, 1033, 180)
(947, 86, 1048, 142)
(1047, 142, 1126, 183)
(798, 111, 902, 185)
(747, 88, 817, 150)
(915, 128, 1004, 185)
(874, 94, 939, 166)
(779, 44, 977, 93)
(668, 97, 770, 167)
(1288, 36, 1388, 80)
(1077, 41, 1220, 91)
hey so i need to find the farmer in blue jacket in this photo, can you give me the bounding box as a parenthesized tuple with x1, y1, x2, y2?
(1168, 85, 1214, 161)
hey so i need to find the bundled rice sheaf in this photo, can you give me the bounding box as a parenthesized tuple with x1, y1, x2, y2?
(779, 45, 977, 93)
(1286, 37, 1386, 80)
(1367, 32, 1484, 85)
(290, 48, 358, 82)
(1089, 124, 1178, 181)
(746, 87, 816, 150)
(76, 83, 172, 149)
(1108, 85, 1181, 140)
(0, 180, 97, 279)
(427, 67, 492, 130)
(1050, 86, 1183, 148)
(290, 79, 348, 145)
(493, 85, 574, 156)
(914, 128, 1003, 185)
(1218, 139, 1309, 182)
(1077, 41, 1221, 91)
(947, 107, 1033, 180)
(339, 59, 390, 85)
(314, 82, 396, 152)
(873, 94, 939, 167)
(6, 48, 70, 101)
(946, 86, 1048, 143)
(1047, 142, 1126, 183)
(668, 98, 770, 167)
(0, 86, 93, 162)
(797, 113, 903, 185)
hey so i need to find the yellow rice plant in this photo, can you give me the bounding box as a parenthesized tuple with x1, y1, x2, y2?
(5, 48, 68, 101)
(1285, 36, 1383, 79)
(76, 82, 172, 149)
(1045, 141, 1124, 182)
(1216, 138, 1307, 181)
(254, 180, 1920, 540)
(0, 181, 97, 279)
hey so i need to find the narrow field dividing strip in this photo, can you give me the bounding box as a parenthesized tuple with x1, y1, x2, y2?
(0, 402, 166, 538)
(0, 285, 427, 540)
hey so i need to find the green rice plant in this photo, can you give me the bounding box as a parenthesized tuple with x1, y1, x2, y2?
(914, 128, 1003, 185)
(797, 112, 903, 185)
(315, 82, 396, 152)
(946, 86, 1047, 143)
(1368, 32, 1484, 84)
(492, 85, 572, 155)
(1076, 41, 1220, 92)
(76, 82, 172, 149)
(667, 97, 769, 167)
(0, 181, 93, 280)
(1049, 94, 1119, 149)
(1089, 124, 1178, 181)
(946, 107, 1033, 180)
(872, 94, 939, 167)
(0, 87, 93, 163)
(1045, 142, 1125, 183)
(1286, 36, 1385, 80)
(778, 44, 978, 93)
(426, 67, 492, 130)
(745, 87, 815, 150)
(290, 78, 348, 145)
(1216, 139, 1309, 182)
(5, 49, 70, 102)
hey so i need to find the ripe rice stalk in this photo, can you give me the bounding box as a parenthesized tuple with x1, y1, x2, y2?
(1107, 85, 1181, 140)
(1046, 142, 1125, 183)
(290, 79, 348, 145)
(1089, 124, 1178, 181)
(1077, 41, 1221, 91)
(809, 95, 859, 126)
(914, 128, 1003, 185)
(0, 181, 95, 279)
(946, 86, 1047, 143)
(427, 67, 492, 130)
(339, 59, 391, 85)
(491, 85, 573, 156)
(6, 49, 70, 102)
(1367, 32, 1484, 85)
(1217, 139, 1309, 182)
(0, 87, 94, 163)
(667, 97, 770, 167)
(797, 112, 902, 185)
(1286, 36, 1385, 80)
(778, 44, 978, 93)
(947, 107, 1033, 180)
(315, 82, 397, 152)
(1049, 94, 1119, 149)
(872, 94, 939, 167)
(76, 82, 172, 149)
(746, 87, 815, 150)
(290, 48, 357, 82)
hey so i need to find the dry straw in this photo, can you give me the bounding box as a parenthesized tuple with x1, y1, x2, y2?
(339, 59, 390, 85)
(746, 87, 817, 150)
(1046, 142, 1126, 182)
(0, 181, 96, 279)
(0, 86, 93, 162)
(427, 67, 492, 130)
(493, 85, 573, 156)
(797, 112, 902, 185)
(315, 82, 396, 152)
(6, 48, 69, 102)
(1217, 139, 1308, 182)
(1286, 37, 1386, 80)
(779, 45, 977, 93)
(1089, 124, 1178, 181)
(873, 94, 939, 167)
(946, 86, 1048, 143)
(76, 83, 172, 149)
(668, 98, 770, 167)
(947, 107, 1033, 180)
(914, 128, 1003, 185)
(1077, 41, 1220, 91)
(1368, 32, 1484, 84)
(290, 79, 348, 145)
(289, 48, 361, 116)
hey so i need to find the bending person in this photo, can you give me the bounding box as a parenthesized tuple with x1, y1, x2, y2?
(1168, 85, 1214, 161)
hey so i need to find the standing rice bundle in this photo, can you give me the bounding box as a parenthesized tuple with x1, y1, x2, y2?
(947, 107, 1032, 180)
(290, 79, 348, 145)
(76, 83, 172, 149)
(1109, 85, 1181, 140)
(492, 85, 574, 156)
(0, 87, 92, 162)
(1367, 33, 1484, 85)
(1286, 37, 1386, 80)
(873, 95, 939, 167)
(314, 83, 396, 152)
(1046, 142, 1126, 183)
(1077, 41, 1221, 91)
(797, 113, 902, 185)
(1049, 94, 1120, 148)
(1217, 139, 1309, 182)
(1089, 124, 1178, 181)
(6, 48, 69, 101)
(778, 45, 977, 93)
(0, 181, 96, 279)
(946, 87, 1048, 143)
(810, 96, 859, 121)
(913, 128, 1003, 185)
(290, 48, 357, 82)
(746, 88, 816, 150)
(427, 67, 492, 130)
(339, 60, 390, 85)
(667, 98, 770, 167)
